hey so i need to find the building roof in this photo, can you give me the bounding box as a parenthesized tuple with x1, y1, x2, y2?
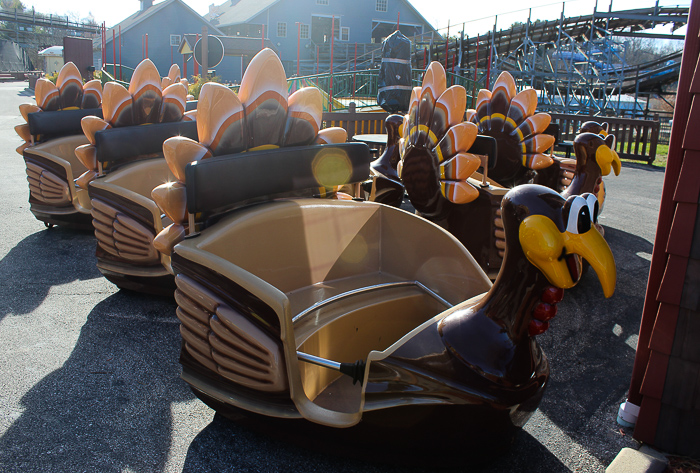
(206, 0, 437, 34)
(38, 46, 63, 56)
(629, 0, 700, 458)
(206, 0, 280, 27)
(105, 0, 223, 40)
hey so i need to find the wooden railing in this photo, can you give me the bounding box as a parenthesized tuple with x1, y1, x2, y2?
(549, 113, 660, 164)
(322, 102, 388, 140)
(322, 104, 660, 164)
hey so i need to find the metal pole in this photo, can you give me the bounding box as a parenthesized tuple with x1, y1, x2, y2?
(194, 34, 199, 76)
(525, 9, 532, 87)
(261, 24, 265, 50)
(634, 65, 640, 118)
(487, 16, 496, 88)
(353, 42, 357, 100)
(297, 22, 301, 76)
(330, 15, 335, 112)
(475, 33, 479, 87)
(316, 45, 319, 74)
(429, 31, 433, 62)
(201, 27, 208, 80)
(555, 3, 564, 111)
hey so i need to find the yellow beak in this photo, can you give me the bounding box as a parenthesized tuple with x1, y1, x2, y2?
(596, 145, 622, 176)
(519, 215, 616, 297)
(564, 227, 616, 298)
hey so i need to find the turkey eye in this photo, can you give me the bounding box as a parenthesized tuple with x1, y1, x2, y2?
(565, 195, 591, 234)
(576, 206, 591, 233)
(584, 193, 599, 224)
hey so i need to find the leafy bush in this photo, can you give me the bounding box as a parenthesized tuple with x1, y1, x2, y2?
(187, 74, 222, 99)
(45, 71, 58, 84)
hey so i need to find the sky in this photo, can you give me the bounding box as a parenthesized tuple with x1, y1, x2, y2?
(20, 0, 690, 37)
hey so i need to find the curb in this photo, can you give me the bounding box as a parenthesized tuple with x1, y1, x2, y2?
(606, 446, 669, 473)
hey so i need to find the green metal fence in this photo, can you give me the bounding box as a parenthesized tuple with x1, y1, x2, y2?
(289, 69, 484, 111)
(98, 64, 485, 111)
(101, 64, 133, 87)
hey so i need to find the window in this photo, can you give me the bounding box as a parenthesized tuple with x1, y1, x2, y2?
(277, 22, 287, 37)
(316, 0, 328, 4)
(340, 27, 349, 41)
(169, 34, 181, 47)
(300, 24, 309, 39)
(376, 0, 387, 12)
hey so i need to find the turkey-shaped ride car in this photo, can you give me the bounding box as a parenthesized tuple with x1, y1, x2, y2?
(15, 62, 103, 229)
(398, 64, 621, 278)
(92, 49, 346, 294)
(77, 59, 195, 293)
(153, 79, 618, 461)
(162, 153, 616, 460)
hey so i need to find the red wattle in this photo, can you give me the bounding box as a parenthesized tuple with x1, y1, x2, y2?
(533, 303, 557, 321)
(541, 286, 564, 304)
(529, 319, 549, 336)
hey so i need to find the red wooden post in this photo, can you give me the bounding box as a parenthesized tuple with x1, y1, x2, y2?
(474, 34, 479, 81)
(118, 26, 122, 81)
(330, 15, 335, 112)
(474, 34, 479, 100)
(145, 34, 149, 58)
(397, 12, 400, 30)
(297, 22, 301, 76)
(444, 20, 451, 70)
(112, 29, 116, 77)
(261, 24, 265, 50)
(102, 23, 105, 65)
(486, 33, 492, 88)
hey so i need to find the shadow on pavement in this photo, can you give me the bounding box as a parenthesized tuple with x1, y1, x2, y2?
(177, 225, 650, 471)
(0, 291, 193, 472)
(533, 225, 651, 464)
(0, 226, 100, 322)
(620, 161, 666, 173)
(17, 87, 34, 97)
(182, 413, 570, 472)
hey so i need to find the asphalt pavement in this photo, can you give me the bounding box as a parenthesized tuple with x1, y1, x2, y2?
(0, 80, 664, 472)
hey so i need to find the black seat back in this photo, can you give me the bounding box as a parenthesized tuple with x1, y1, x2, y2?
(27, 108, 103, 142)
(186, 142, 371, 219)
(95, 120, 198, 173)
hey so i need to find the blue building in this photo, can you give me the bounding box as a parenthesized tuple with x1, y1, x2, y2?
(205, 0, 438, 75)
(103, 0, 225, 80)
